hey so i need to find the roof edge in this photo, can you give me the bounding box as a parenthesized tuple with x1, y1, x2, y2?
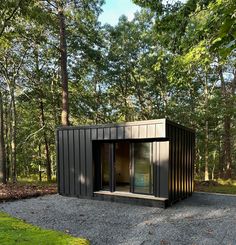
(57, 118, 166, 131)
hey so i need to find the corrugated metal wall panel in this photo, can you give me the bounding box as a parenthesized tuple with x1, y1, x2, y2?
(74, 129, 80, 195)
(97, 128, 103, 140)
(104, 128, 110, 139)
(63, 130, 70, 195)
(68, 130, 75, 196)
(117, 127, 124, 139)
(147, 124, 155, 138)
(156, 142, 160, 197)
(124, 126, 132, 139)
(159, 141, 169, 198)
(180, 128, 183, 199)
(177, 128, 180, 200)
(110, 127, 116, 139)
(170, 126, 175, 202)
(166, 122, 195, 204)
(86, 129, 93, 196)
(139, 125, 147, 138)
(58, 130, 64, 194)
(91, 128, 97, 140)
(79, 130, 86, 196)
(132, 125, 139, 138)
(156, 123, 165, 137)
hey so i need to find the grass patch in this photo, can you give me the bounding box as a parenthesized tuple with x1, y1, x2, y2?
(204, 185, 236, 194)
(194, 179, 236, 195)
(0, 212, 89, 245)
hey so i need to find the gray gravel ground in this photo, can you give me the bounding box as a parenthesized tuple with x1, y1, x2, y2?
(0, 192, 236, 245)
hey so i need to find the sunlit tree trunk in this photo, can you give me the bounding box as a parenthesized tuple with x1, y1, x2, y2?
(10, 87, 17, 183)
(58, 2, 69, 126)
(204, 120, 209, 181)
(0, 91, 6, 184)
(204, 78, 209, 181)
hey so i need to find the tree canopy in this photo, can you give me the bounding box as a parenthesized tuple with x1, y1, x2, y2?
(0, 0, 235, 182)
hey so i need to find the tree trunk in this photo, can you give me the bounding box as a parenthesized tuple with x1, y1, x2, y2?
(39, 99, 51, 181)
(204, 78, 209, 181)
(10, 88, 17, 183)
(0, 91, 6, 184)
(4, 97, 10, 181)
(58, 3, 69, 126)
(38, 144, 42, 182)
(204, 120, 209, 181)
(219, 67, 232, 179)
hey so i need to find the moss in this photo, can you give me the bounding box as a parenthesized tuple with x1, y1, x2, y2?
(0, 212, 89, 245)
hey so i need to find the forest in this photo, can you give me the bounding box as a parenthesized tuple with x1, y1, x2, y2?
(0, 0, 235, 184)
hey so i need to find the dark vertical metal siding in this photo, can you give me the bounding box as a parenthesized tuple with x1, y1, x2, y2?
(57, 119, 194, 203)
(63, 130, 69, 195)
(74, 130, 80, 195)
(68, 130, 75, 195)
(159, 141, 169, 198)
(58, 130, 64, 194)
(166, 122, 195, 204)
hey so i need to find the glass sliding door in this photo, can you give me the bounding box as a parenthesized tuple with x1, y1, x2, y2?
(133, 142, 153, 194)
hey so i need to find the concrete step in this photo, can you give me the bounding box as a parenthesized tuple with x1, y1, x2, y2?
(93, 191, 169, 208)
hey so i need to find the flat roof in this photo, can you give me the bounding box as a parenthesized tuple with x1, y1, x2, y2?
(57, 118, 195, 133)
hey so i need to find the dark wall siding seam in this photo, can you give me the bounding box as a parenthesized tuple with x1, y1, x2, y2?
(187, 132, 190, 196)
(171, 125, 174, 202)
(158, 142, 160, 197)
(79, 130, 81, 195)
(187, 132, 189, 196)
(73, 130, 79, 196)
(182, 129, 184, 198)
(189, 133, 192, 195)
(182, 128, 184, 199)
(84, 130, 87, 195)
(175, 127, 178, 201)
(72, 130, 76, 195)
(56, 131, 60, 193)
(173, 127, 176, 201)
(180, 128, 182, 199)
(79, 130, 85, 196)
(62, 131, 65, 194)
(63, 130, 69, 195)
(186, 132, 188, 196)
(67, 130, 71, 195)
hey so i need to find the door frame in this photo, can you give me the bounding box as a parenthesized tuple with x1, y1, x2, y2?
(94, 140, 158, 196)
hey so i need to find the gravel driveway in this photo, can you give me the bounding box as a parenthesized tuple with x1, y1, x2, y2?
(0, 192, 236, 245)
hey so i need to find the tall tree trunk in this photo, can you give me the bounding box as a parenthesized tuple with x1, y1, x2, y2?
(39, 99, 51, 181)
(4, 97, 10, 181)
(204, 120, 209, 181)
(0, 91, 6, 184)
(10, 88, 17, 183)
(204, 78, 209, 181)
(219, 67, 232, 179)
(58, 3, 69, 126)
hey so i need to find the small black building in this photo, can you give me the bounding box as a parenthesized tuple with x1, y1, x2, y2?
(56, 119, 195, 208)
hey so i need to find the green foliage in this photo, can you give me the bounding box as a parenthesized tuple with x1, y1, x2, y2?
(0, 212, 88, 245)
(0, 0, 235, 181)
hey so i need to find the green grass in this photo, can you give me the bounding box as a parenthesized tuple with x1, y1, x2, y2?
(195, 179, 236, 195)
(203, 185, 236, 194)
(0, 212, 89, 245)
